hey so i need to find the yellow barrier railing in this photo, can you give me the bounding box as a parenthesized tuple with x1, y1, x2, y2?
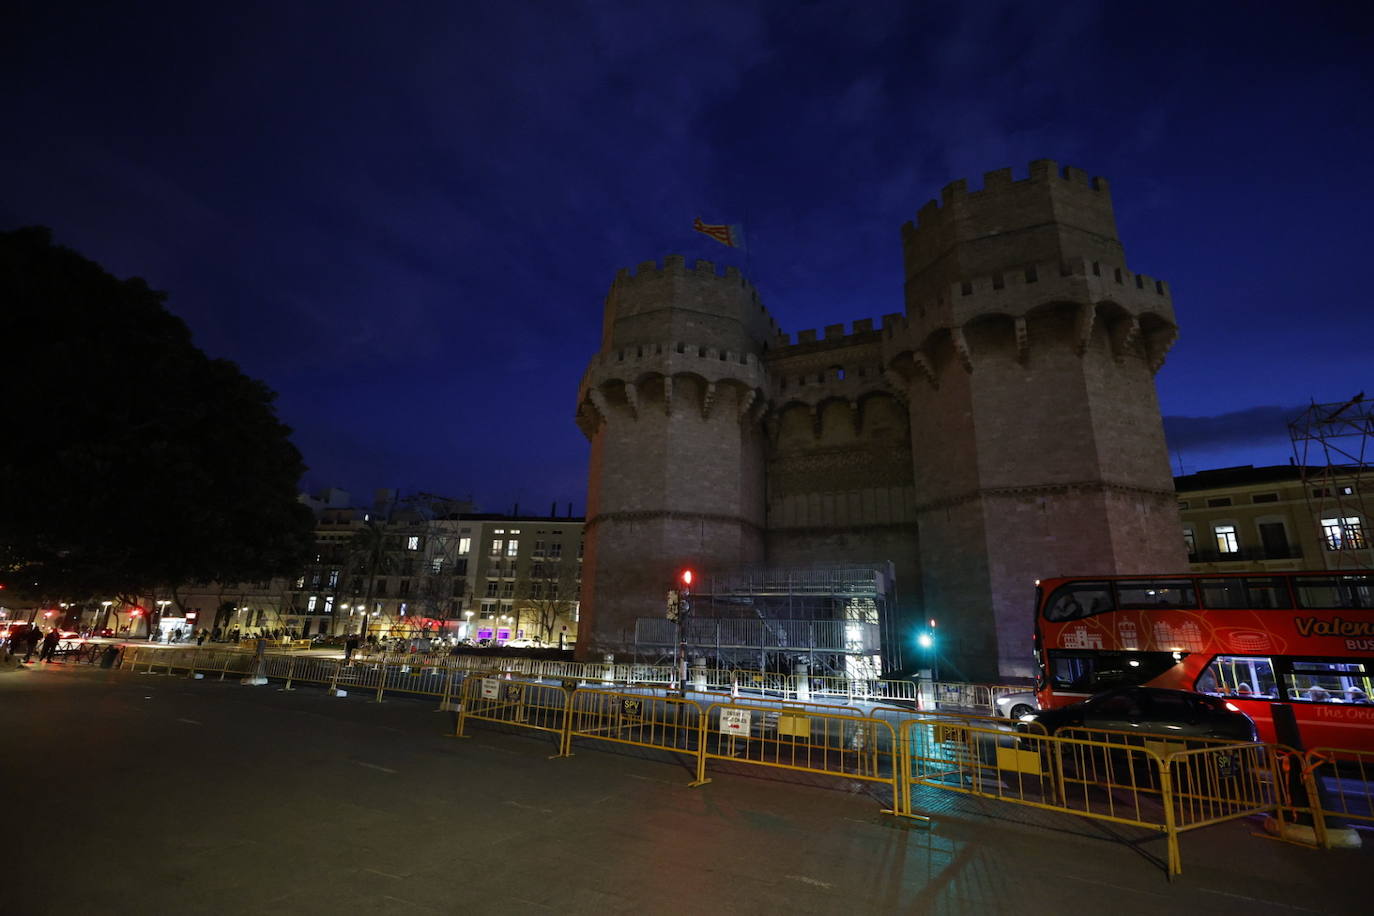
(697, 702, 901, 813)
(568, 688, 704, 760)
(454, 674, 573, 756)
(1304, 746, 1374, 842)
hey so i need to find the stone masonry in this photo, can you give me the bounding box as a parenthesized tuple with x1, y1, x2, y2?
(576, 160, 1187, 678)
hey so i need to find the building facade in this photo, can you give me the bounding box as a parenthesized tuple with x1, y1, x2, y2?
(577, 161, 1188, 678)
(169, 492, 583, 645)
(1176, 465, 1372, 573)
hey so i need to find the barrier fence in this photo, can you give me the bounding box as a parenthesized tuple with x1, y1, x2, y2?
(87, 645, 1369, 877)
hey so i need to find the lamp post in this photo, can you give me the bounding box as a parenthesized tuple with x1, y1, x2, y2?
(156, 599, 171, 641)
(463, 610, 473, 640)
(100, 600, 113, 634)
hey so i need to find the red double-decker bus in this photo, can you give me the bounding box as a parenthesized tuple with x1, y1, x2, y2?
(1034, 571, 1374, 749)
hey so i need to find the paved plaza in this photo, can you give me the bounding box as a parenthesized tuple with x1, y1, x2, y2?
(0, 663, 1364, 915)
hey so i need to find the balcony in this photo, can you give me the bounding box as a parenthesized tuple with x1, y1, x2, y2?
(1188, 545, 1304, 564)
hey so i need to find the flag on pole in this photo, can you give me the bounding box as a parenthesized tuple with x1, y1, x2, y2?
(693, 217, 741, 248)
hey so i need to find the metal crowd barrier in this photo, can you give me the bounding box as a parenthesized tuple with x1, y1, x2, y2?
(696, 702, 901, 812)
(83, 650, 1374, 878)
(568, 688, 704, 760)
(454, 675, 573, 754)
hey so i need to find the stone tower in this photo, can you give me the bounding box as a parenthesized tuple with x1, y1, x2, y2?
(884, 160, 1184, 677)
(576, 162, 1186, 677)
(576, 256, 776, 653)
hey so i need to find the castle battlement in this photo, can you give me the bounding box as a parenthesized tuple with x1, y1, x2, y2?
(905, 255, 1174, 330)
(769, 315, 901, 351)
(607, 254, 779, 334)
(907, 159, 1110, 231)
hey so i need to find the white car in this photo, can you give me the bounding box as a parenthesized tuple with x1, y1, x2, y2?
(994, 691, 1039, 719)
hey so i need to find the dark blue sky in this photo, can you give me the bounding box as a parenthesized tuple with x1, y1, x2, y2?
(6, 1, 1372, 511)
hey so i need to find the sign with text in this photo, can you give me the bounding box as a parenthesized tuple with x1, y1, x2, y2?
(480, 678, 500, 700)
(720, 708, 751, 736)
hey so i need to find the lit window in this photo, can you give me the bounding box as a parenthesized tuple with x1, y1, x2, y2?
(458, 537, 471, 555)
(490, 539, 503, 557)
(327, 570, 339, 588)
(324, 596, 334, 614)
(307, 596, 317, 613)
(407, 536, 420, 550)
(431, 557, 444, 573)
(1322, 517, 1367, 550)
(506, 539, 519, 557)
(1214, 525, 1239, 554)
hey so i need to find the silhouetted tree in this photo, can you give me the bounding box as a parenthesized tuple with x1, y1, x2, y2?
(0, 227, 315, 622)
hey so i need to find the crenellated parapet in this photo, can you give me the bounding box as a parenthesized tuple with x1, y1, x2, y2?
(576, 337, 770, 436)
(884, 256, 1179, 387)
(601, 255, 779, 354)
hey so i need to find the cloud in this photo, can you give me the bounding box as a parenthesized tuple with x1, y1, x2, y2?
(1163, 405, 1303, 452)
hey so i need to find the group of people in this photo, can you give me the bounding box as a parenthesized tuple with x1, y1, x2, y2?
(2, 627, 69, 664)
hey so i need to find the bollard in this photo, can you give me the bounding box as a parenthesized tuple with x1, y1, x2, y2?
(282, 656, 296, 691)
(375, 663, 387, 703)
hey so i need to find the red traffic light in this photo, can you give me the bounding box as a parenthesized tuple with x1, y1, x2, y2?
(680, 569, 694, 587)
(130, 607, 144, 617)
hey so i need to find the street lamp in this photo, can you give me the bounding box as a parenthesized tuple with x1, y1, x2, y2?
(156, 600, 171, 640)
(101, 600, 113, 633)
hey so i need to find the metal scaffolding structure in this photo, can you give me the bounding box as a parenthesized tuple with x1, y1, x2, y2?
(1289, 394, 1374, 569)
(632, 563, 900, 677)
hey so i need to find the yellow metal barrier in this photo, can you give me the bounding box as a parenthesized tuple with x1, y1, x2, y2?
(1167, 742, 1279, 832)
(1305, 747, 1374, 838)
(454, 674, 573, 756)
(568, 688, 704, 762)
(696, 702, 901, 813)
(901, 720, 1174, 863)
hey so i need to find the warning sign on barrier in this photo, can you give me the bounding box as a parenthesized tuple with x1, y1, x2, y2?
(778, 714, 811, 738)
(621, 698, 643, 720)
(481, 678, 500, 699)
(720, 708, 751, 736)
(504, 683, 524, 702)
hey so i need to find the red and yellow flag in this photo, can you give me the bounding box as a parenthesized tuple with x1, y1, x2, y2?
(693, 217, 738, 248)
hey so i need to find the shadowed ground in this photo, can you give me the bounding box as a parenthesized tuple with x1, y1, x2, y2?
(0, 664, 1363, 915)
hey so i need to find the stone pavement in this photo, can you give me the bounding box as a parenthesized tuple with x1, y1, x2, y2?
(0, 664, 1364, 915)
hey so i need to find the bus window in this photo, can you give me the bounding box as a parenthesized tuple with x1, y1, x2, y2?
(1048, 650, 1180, 692)
(1287, 660, 1372, 703)
(1294, 574, 1374, 609)
(1196, 655, 1278, 698)
(1044, 582, 1113, 621)
(1115, 579, 1196, 609)
(1200, 577, 1292, 610)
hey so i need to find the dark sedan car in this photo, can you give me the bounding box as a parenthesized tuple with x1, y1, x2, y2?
(1024, 686, 1259, 742)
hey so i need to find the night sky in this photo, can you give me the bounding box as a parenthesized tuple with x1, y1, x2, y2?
(7, 1, 1372, 513)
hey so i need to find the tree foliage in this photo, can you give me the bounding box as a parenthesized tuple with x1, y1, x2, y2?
(0, 227, 316, 602)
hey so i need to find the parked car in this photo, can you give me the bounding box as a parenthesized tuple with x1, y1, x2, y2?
(1022, 686, 1259, 742)
(994, 691, 1039, 720)
(1, 622, 35, 642)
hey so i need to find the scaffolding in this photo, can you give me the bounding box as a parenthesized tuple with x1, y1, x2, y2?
(1289, 394, 1374, 569)
(632, 563, 900, 678)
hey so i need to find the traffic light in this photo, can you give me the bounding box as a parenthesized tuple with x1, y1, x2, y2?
(130, 607, 144, 617)
(680, 569, 693, 589)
